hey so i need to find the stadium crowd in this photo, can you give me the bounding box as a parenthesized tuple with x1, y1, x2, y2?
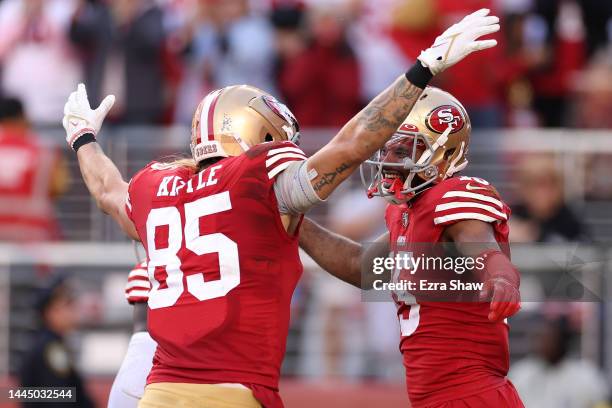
(1, 0, 609, 249)
(0, 0, 610, 128)
(0, 1, 612, 407)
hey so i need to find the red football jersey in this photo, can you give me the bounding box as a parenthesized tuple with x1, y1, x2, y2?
(0, 131, 59, 240)
(126, 141, 306, 402)
(385, 176, 512, 408)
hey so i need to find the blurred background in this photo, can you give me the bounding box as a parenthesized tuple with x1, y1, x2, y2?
(0, 0, 611, 407)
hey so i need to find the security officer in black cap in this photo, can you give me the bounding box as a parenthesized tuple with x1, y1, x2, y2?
(18, 276, 95, 407)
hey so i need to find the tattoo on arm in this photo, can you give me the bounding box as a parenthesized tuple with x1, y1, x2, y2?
(312, 162, 350, 193)
(356, 77, 423, 135)
(306, 76, 424, 200)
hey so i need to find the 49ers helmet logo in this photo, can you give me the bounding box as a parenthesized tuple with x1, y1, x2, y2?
(426, 105, 465, 134)
(261, 95, 300, 142)
(396, 123, 419, 134)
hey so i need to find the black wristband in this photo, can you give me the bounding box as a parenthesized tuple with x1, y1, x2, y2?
(405, 61, 434, 89)
(73, 133, 97, 152)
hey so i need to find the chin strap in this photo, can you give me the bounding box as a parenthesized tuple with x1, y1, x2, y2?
(367, 176, 404, 199)
(389, 178, 405, 199)
(366, 185, 378, 199)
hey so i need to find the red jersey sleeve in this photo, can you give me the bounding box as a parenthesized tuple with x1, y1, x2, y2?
(125, 261, 151, 304)
(248, 141, 307, 181)
(125, 161, 183, 222)
(125, 164, 154, 224)
(432, 177, 510, 227)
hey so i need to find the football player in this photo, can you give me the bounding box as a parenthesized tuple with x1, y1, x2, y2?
(108, 260, 156, 408)
(299, 87, 523, 407)
(61, 9, 500, 408)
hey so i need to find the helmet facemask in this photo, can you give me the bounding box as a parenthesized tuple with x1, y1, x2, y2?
(360, 87, 471, 204)
(360, 125, 455, 204)
(250, 94, 301, 146)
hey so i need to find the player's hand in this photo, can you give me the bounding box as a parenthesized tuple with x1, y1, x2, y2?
(418, 8, 500, 75)
(479, 278, 521, 322)
(62, 83, 115, 149)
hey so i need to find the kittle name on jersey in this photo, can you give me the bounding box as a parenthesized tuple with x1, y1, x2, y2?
(157, 165, 223, 197)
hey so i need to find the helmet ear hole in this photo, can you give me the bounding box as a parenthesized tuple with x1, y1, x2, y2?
(265, 133, 273, 142)
(444, 148, 456, 160)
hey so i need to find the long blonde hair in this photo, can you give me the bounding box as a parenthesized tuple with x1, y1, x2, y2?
(158, 155, 199, 173)
(157, 154, 224, 173)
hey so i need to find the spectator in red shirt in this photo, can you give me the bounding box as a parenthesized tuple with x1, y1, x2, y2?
(0, 97, 68, 241)
(275, 3, 361, 127)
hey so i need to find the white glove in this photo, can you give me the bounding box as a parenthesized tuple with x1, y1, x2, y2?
(418, 8, 500, 75)
(62, 83, 115, 149)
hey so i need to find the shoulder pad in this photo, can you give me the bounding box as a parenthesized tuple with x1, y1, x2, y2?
(432, 176, 509, 226)
(246, 141, 307, 180)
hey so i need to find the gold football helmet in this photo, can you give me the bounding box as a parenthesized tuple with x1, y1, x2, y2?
(191, 85, 300, 163)
(361, 86, 471, 204)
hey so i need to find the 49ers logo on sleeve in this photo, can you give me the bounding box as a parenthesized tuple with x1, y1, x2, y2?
(426, 105, 465, 134)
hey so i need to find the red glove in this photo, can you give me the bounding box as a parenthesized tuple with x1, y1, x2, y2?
(125, 261, 151, 304)
(477, 250, 521, 322)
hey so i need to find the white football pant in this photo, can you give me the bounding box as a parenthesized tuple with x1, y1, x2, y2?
(108, 331, 157, 408)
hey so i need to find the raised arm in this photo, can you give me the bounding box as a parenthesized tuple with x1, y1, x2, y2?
(62, 84, 138, 240)
(76, 143, 137, 239)
(306, 9, 500, 200)
(299, 218, 390, 289)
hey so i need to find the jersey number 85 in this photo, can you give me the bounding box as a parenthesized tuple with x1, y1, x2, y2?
(145, 191, 240, 309)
